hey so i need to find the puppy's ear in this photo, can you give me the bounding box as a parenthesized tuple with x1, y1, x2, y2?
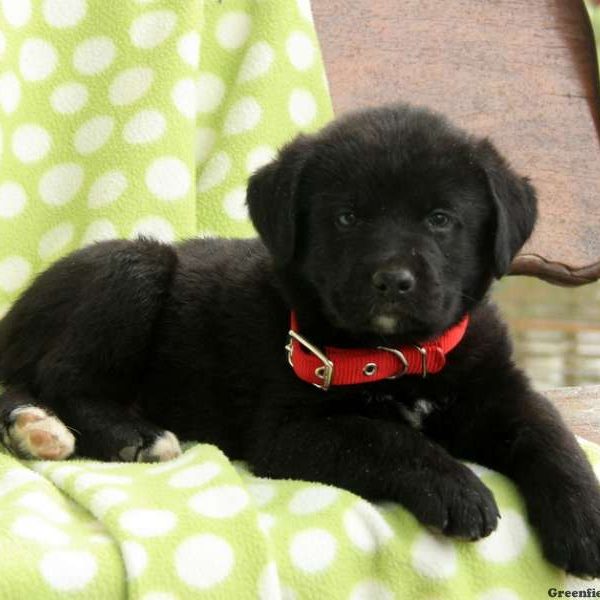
(246, 135, 312, 265)
(477, 139, 538, 278)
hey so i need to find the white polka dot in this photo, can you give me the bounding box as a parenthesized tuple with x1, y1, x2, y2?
(258, 562, 280, 600)
(148, 447, 202, 475)
(169, 462, 221, 489)
(196, 127, 216, 165)
(88, 170, 127, 209)
(565, 574, 598, 593)
(0, 182, 27, 218)
(0, 256, 31, 293)
(89, 488, 128, 517)
(13, 515, 69, 545)
(109, 67, 154, 106)
(178, 31, 200, 68)
(478, 589, 521, 600)
(290, 529, 337, 573)
(81, 219, 118, 246)
(172, 78, 197, 119)
(40, 550, 97, 591)
(246, 145, 276, 174)
(17, 492, 71, 524)
(343, 500, 394, 552)
(74, 116, 113, 155)
(20, 38, 58, 81)
(12, 124, 52, 163)
(0, 72, 21, 113)
(48, 464, 82, 486)
(146, 157, 191, 201)
(131, 216, 174, 243)
(216, 11, 252, 50)
(90, 534, 111, 545)
(43, 0, 86, 28)
(189, 484, 249, 518)
(349, 580, 393, 600)
(411, 531, 457, 579)
(2, 0, 31, 27)
(282, 587, 298, 600)
(476, 509, 529, 563)
(0, 468, 42, 498)
(224, 96, 261, 135)
(123, 109, 166, 145)
(39, 222, 74, 260)
(39, 163, 84, 206)
(222, 187, 248, 221)
(197, 151, 231, 193)
(289, 89, 317, 127)
(237, 41, 274, 83)
(288, 486, 340, 515)
(120, 509, 176, 537)
(296, 0, 313, 22)
(122, 541, 147, 579)
(175, 534, 234, 589)
(247, 482, 276, 507)
(73, 37, 116, 75)
(286, 32, 314, 71)
(197, 72, 225, 113)
(74, 472, 131, 492)
(130, 10, 177, 49)
(258, 512, 276, 534)
(50, 82, 88, 114)
(466, 462, 494, 479)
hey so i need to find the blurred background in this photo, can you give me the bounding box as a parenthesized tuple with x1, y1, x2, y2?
(494, 278, 600, 389)
(494, 0, 600, 391)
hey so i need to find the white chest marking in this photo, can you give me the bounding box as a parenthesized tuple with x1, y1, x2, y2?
(398, 398, 434, 430)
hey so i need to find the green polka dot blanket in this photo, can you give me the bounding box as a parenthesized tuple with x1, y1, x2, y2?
(1, 441, 600, 599)
(0, 0, 332, 314)
(2, 0, 600, 598)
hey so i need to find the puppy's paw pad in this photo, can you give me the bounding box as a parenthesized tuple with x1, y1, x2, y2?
(9, 407, 75, 460)
(139, 431, 182, 463)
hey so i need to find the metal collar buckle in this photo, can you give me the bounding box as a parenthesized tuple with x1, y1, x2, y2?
(286, 330, 334, 390)
(376, 346, 409, 379)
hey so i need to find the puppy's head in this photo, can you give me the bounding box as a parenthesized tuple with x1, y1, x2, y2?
(247, 104, 537, 339)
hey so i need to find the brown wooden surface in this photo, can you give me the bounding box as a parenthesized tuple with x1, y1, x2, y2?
(547, 385, 600, 443)
(312, 0, 600, 286)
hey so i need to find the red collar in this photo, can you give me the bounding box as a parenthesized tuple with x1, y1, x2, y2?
(285, 313, 469, 390)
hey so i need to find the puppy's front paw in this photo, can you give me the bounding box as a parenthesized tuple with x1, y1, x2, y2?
(3, 406, 75, 460)
(533, 491, 600, 578)
(398, 464, 499, 540)
(117, 430, 182, 463)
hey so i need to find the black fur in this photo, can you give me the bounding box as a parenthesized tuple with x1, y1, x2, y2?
(1, 104, 599, 576)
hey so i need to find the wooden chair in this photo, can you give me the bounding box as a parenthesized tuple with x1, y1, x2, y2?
(312, 0, 600, 441)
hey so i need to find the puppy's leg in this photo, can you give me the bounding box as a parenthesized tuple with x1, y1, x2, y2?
(247, 409, 499, 540)
(59, 396, 182, 463)
(1, 390, 75, 460)
(0, 238, 181, 463)
(429, 370, 600, 578)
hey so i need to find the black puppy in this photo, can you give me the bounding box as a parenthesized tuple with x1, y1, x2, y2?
(1, 104, 599, 577)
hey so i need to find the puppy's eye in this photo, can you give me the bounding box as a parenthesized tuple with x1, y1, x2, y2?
(426, 211, 452, 229)
(336, 211, 357, 228)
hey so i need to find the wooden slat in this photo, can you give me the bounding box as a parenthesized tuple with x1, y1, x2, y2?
(312, 0, 600, 285)
(547, 385, 600, 443)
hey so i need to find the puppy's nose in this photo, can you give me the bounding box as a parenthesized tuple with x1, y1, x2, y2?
(372, 268, 416, 296)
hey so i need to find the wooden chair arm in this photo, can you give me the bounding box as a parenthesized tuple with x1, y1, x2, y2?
(547, 385, 600, 443)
